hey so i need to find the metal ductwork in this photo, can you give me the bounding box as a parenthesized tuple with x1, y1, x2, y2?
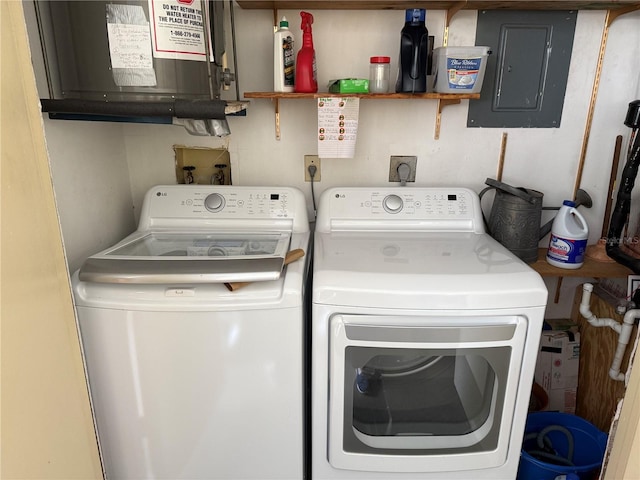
(34, 0, 240, 136)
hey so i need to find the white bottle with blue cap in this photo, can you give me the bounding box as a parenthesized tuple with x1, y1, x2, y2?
(547, 200, 589, 269)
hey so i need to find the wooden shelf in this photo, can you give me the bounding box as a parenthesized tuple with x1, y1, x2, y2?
(244, 92, 479, 139)
(531, 248, 632, 278)
(243, 92, 480, 100)
(240, 2, 639, 139)
(237, 1, 640, 11)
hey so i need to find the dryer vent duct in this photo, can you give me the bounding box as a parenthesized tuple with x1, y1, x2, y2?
(34, 0, 238, 136)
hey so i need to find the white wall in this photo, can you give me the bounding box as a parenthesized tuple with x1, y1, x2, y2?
(29, 4, 640, 317)
(44, 119, 136, 274)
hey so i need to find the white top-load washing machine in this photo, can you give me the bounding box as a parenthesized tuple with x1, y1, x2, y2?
(312, 187, 548, 480)
(72, 185, 310, 480)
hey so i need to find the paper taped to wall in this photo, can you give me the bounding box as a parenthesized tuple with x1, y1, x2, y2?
(107, 4, 157, 87)
(317, 97, 359, 159)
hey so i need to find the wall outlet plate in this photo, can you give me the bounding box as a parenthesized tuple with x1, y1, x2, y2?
(389, 156, 417, 182)
(305, 155, 321, 182)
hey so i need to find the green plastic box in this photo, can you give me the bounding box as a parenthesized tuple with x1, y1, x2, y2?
(328, 78, 369, 93)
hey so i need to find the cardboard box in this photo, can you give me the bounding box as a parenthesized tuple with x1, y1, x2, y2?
(533, 321, 580, 414)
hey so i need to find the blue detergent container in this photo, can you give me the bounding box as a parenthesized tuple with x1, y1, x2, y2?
(395, 9, 429, 93)
(517, 412, 608, 480)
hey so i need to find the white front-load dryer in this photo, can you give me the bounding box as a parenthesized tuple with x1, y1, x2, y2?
(311, 187, 548, 479)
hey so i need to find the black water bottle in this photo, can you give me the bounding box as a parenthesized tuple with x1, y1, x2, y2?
(396, 9, 429, 93)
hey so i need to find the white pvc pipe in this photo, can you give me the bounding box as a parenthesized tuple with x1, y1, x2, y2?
(579, 283, 639, 382)
(580, 283, 622, 333)
(610, 308, 638, 381)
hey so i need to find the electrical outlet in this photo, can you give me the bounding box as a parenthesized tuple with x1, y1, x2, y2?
(389, 156, 417, 183)
(305, 155, 321, 182)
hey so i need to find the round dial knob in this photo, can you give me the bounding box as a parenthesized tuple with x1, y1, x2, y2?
(383, 194, 403, 214)
(204, 193, 225, 213)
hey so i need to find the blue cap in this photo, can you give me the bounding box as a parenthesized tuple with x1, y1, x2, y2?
(563, 200, 576, 207)
(405, 9, 426, 23)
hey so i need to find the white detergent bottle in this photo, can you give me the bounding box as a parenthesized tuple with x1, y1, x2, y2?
(546, 200, 589, 269)
(274, 16, 295, 92)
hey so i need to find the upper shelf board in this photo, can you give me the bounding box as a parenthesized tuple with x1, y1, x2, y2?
(236, 1, 640, 11)
(243, 92, 480, 99)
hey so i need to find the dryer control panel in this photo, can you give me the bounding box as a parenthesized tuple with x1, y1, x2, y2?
(315, 187, 484, 233)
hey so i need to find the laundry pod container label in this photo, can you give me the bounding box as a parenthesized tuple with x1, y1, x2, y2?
(433, 46, 489, 93)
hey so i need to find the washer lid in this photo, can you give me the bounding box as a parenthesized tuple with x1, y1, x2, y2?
(312, 231, 548, 310)
(79, 231, 291, 284)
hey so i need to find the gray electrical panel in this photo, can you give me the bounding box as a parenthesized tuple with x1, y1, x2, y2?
(468, 10, 577, 128)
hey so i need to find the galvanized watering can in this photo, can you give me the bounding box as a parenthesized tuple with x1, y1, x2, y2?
(479, 178, 592, 264)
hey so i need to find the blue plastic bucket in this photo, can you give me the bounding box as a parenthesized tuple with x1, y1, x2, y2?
(517, 412, 608, 480)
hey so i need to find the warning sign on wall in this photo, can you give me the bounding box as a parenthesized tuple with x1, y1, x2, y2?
(148, 0, 208, 61)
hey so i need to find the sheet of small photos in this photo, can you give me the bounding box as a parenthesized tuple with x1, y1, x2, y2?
(317, 97, 359, 158)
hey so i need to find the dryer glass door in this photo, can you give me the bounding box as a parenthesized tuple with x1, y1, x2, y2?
(328, 314, 528, 473)
(349, 349, 500, 448)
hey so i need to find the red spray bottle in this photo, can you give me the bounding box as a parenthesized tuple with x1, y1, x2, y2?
(294, 11, 318, 93)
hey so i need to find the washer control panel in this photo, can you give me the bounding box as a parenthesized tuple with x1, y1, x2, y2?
(148, 188, 290, 218)
(138, 186, 309, 231)
(316, 187, 483, 232)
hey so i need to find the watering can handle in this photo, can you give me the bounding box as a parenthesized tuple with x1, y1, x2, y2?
(483, 178, 539, 204)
